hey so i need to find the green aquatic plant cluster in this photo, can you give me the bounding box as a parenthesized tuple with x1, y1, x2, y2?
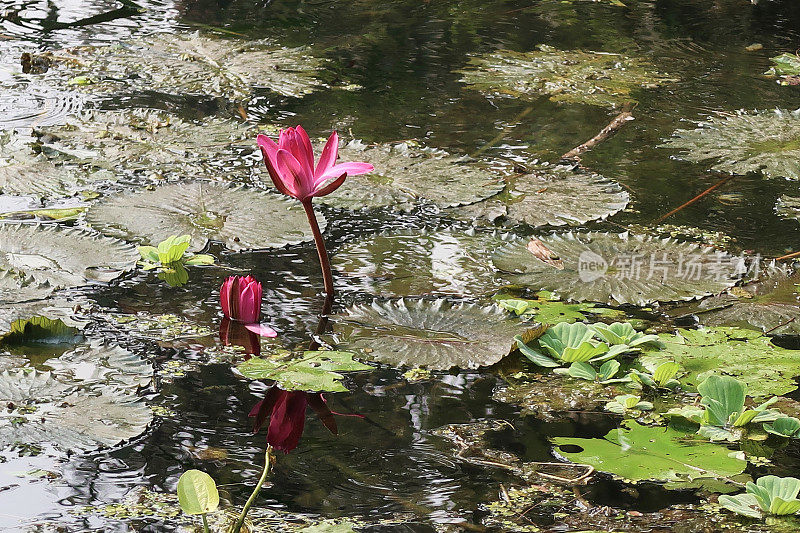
(137, 234, 215, 287)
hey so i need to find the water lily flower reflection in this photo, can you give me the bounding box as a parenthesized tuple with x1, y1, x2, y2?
(248, 388, 340, 453)
(219, 275, 277, 338)
(257, 126, 374, 203)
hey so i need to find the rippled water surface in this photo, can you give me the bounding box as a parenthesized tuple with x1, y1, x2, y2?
(4, 0, 800, 531)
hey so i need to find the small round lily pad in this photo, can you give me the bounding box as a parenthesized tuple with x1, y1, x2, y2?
(86, 182, 323, 252)
(332, 298, 524, 370)
(660, 109, 800, 179)
(492, 232, 741, 305)
(449, 164, 629, 227)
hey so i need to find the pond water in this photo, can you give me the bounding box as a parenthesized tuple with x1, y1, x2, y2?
(3, 0, 800, 531)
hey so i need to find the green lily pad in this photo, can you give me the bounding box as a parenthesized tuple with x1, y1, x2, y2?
(314, 140, 504, 211)
(39, 108, 255, 181)
(47, 33, 326, 99)
(553, 420, 747, 486)
(332, 229, 512, 297)
(449, 164, 629, 228)
(86, 182, 322, 252)
(766, 53, 800, 86)
(0, 223, 138, 288)
(0, 294, 88, 335)
(491, 232, 740, 306)
(332, 298, 525, 370)
(0, 316, 80, 346)
(494, 291, 623, 324)
(457, 45, 674, 108)
(0, 130, 116, 198)
(639, 327, 800, 399)
(660, 109, 800, 179)
(237, 350, 372, 393)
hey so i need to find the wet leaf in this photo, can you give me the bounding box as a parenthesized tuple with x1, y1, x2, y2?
(314, 140, 504, 211)
(0, 223, 138, 288)
(764, 417, 800, 438)
(660, 109, 800, 179)
(1, 316, 80, 345)
(237, 351, 372, 392)
(765, 53, 800, 85)
(491, 232, 741, 306)
(177, 470, 219, 515)
(86, 182, 322, 251)
(457, 45, 674, 107)
(47, 33, 326, 99)
(332, 298, 525, 370)
(493, 291, 624, 324)
(640, 327, 800, 398)
(45, 342, 153, 390)
(332, 229, 512, 297)
(553, 420, 747, 486)
(450, 164, 628, 228)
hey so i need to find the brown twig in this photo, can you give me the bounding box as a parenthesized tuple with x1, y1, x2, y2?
(654, 173, 735, 223)
(774, 249, 800, 261)
(471, 106, 534, 158)
(765, 317, 796, 334)
(560, 104, 635, 162)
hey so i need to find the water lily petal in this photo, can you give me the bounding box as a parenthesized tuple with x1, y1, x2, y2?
(312, 172, 347, 198)
(239, 283, 259, 324)
(268, 391, 308, 453)
(244, 323, 278, 337)
(257, 133, 279, 163)
(315, 131, 339, 178)
(276, 149, 313, 200)
(264, 150, 297, 197)
(294, 125, 316, 176)
(317, 161, 374, 182)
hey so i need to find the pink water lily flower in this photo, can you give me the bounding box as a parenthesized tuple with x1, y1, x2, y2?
(257, 126, 374, 202)
(220, 275, 277, 337)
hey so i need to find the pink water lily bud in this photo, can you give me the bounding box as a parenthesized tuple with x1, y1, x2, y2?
(257, 126, 374, 202)
(219, 275, 277, 337)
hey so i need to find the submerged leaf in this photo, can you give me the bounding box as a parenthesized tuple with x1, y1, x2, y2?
(640, 327, 800, 398)
(313, 140, 504, 211)
(0, 223, 137, 289)
(492, 232, 740, 305)
(332, 299, 524, 370)
(333, 229, 512, 298)
(237, 351, 371, 393)
(660, 109, 800, 179)
(457, 45, 674, 107)
(86, 182, 322, 251)
(450, 164, 629, 228)
(1, 316, 80, 345)
(553, 421, 747, 486)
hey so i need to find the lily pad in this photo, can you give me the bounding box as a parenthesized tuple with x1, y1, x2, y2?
(332, 298, 525, 370)
(237, 350, 372, 393)
(493, 372, 613, 420)
(39, 108, 255, 181)
(766, 53, 800, 86)
(491, 232, 741, 306)
(44, 342, 153, 390)
(86, 182, 322, 252)
(457, 45, 674, 107)
(690, 275, 800, 334)
(449, 164, 629, 228)
(314, 140, 504, 211)
(0, 130, 116, 198)
(660, 109, 800, 179)
(0, 294, 88, 334)
(639, 327, 800, 398)
(0, 223, 138, 288)
(494, 291, 624, 324)
(553, 420, 747, 486)
(776, 195, 800, 222)
(47, 33, 326, 99)
(332, 229, 513, 297)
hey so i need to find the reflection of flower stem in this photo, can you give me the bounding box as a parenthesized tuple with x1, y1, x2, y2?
(302, 199, 334, 298)
(228, 446, 272, 533)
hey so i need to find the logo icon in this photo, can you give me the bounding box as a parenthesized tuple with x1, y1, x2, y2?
(578, 251, 607, 282)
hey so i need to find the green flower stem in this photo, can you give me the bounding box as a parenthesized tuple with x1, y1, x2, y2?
(301, 199, 334, 299)
(201, 514, 210, 533)
(229, 446, 272, 533)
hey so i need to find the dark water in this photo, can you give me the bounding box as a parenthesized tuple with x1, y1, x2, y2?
(3, 0, 800, 530)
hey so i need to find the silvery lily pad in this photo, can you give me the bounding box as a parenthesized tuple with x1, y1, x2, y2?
(45, 342, 152, 390)
(46, 33, 326, 99)
(457, 45, 674, 107)
(332, 298, 524, 370)
(39, 108, 255, 181)
(492, 232, 741, 306)
(450, 164, 629, 227)
(332, 229, 514, 297)
(314, 140, 505, 211)
(0, 130, 116, 198)
(660, 109, 800, 179)
(776, 195, 800, 221)
(0, 223, 137, 289)
(86, 182, 322, 252)
(0, 294, 88, 334)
